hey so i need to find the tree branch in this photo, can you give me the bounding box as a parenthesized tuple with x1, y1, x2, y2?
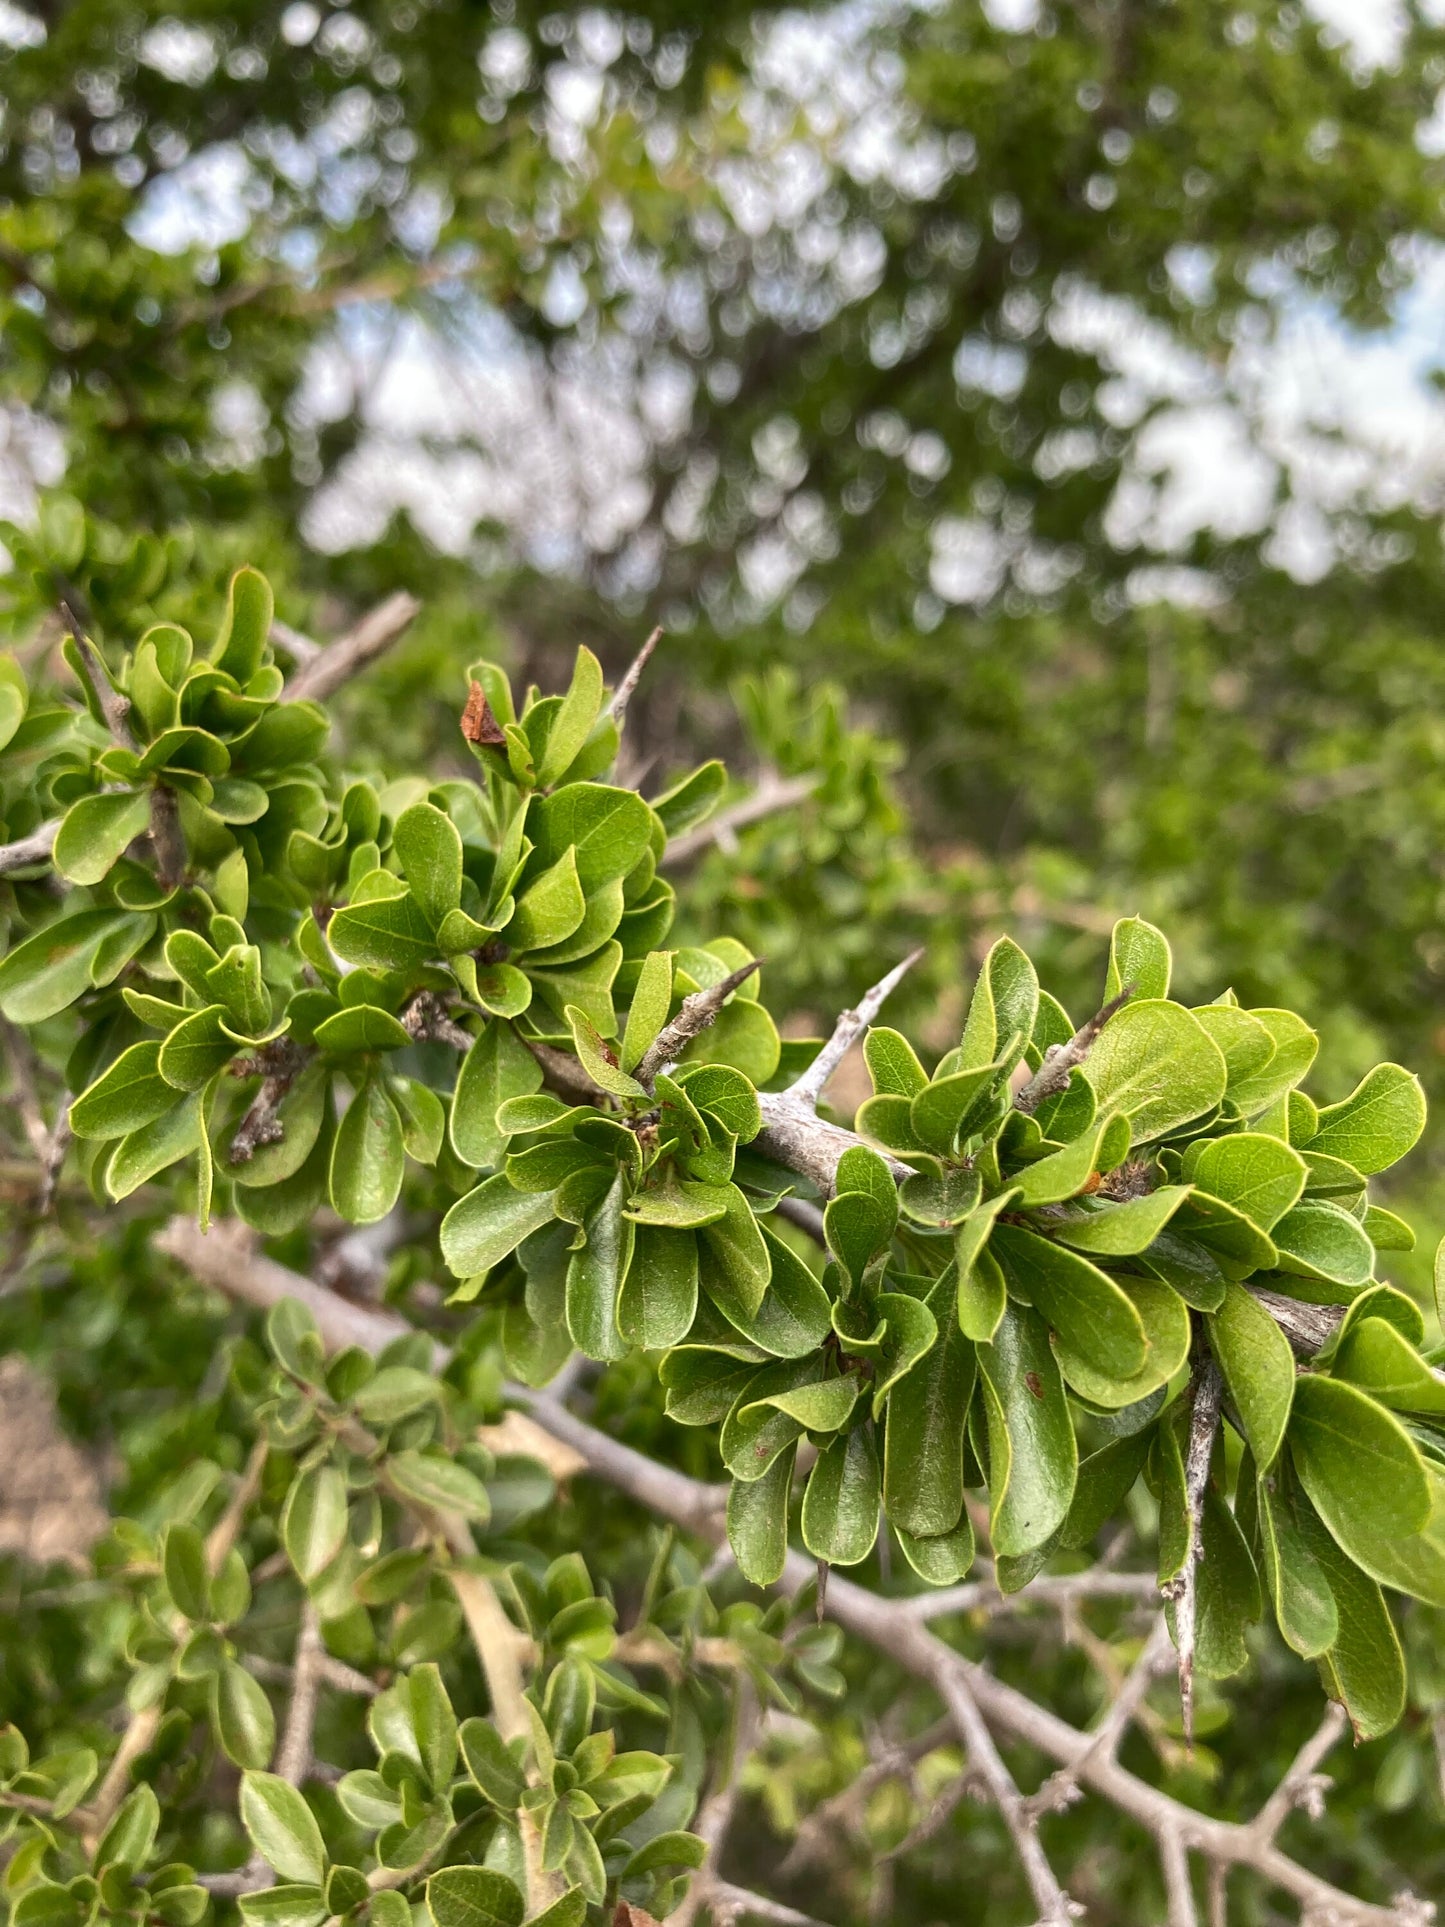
(933, 1661, 1082, 1924)
(274, 1603, 324, 1788)
(606, 625, 662, 739)
(283, 593, 421, 704)
(0, 820, 58, 874)
(154, 1221, 1418, 1927)
(633, 958, 761, 1090)
(787, 948, 924, 1110)
(1014, 987, 1133, 1115)
(660, 772, 818, 869)
(753, 954, 924, 1197)
(1163, 1359, 1224, 1748)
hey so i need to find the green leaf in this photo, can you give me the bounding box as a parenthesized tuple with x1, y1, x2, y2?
(895, 1518, 976, 1585)
(95, 1781, 160, 1873)
(824, 1187, 896, 1289)
(106, 1091, 202, 1199)
(885, 1271, 976, 1539)
(1305, 1063, 1426, 1176)
(506, 848, 586, 954)
(1188, 1132, 1306, 1232)
(801, 1427, 881, 1567)
(329, 1074, 405, 1224)
(533, 648, 604, 788)
(1211, 1283, 1295, 1468)
(0, 652, 28, 752)
(238, 1888, 328, 1927)
(910, 1057, 1009, 1156)
(1171, 1192, 1278, 1282)
(426, 1867, 525, 1927)
(746, 1373, 860, 1434)
(71, 1042, 175, 1140)
(0, 909, 153, 1023)
(1193, 1003, 1277, 1091)
(1059, 1432, 1151, 1550)
(728, 1441, 797, 1587)
(459, 1717, 526, 1810)
(442, 1175, 558, 1283)
(652, 759, 726, 835)
(213, 566, 274, 682)
(1271, 1199, 1374, 1288)
(1051, 1186, 1191, 1256)
(698, 1182, 773, 1322)
(529, 782, 653, 891)
(621, 948, 674, 1073)
(1171, 1487, 1259, 1680)
(566, 1172, 632, 1361)
(159, 1005, 240, 1091)
(393, 802, 463, 928)
(315, 1005, 413, 1054)
(1104, 916, 1170, 1002)
(1052, 1275, 1189, 1410)
(391, 1076, 445, 1165)
(566, 1004, 648, 1098)
(991, 1225, 1148, 1378)
(54, 791, 151, 886)
(1290, 1374, 1429, 1554)
(1081, 1000, 1226, 1142)
(1228, 1008, 1319, 1115)
(1332, 1316, 1445, 1417)
(1255, 1472, 1338, 1659)
(387, 1451, 491, 1521)
(958, 1245, 1008, 1345)
(213, 1660, 276, 1770)
(240, 1773, 328, 1885)
(864, 1025, 928, 1098)
(163, 1522, 209, 1619)
(283, 1465, 348, 1582)
(619, 1223, 698, 1350)
(409, 1664, 458, 1792)
(451, 1021, 543, 1170)
(327, 890, 437, 971)
(976, 1304, 1077, 1557)
(1010, 1115, 1117, 1207)
(1303, 1501, 1407, 1740)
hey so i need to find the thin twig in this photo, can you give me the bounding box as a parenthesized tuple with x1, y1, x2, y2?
(268, 618, 321, 665)
(904, 1568, 1160, 1620)
(661, 771, 818, 868)
(283, 592, 421, 703)
(1161, 1827, 1199, 1927)
(707, 1885, 837, 1927)
(401, 990, 474, 1053)
(1163, 1360, 1224, 1749)
(789, 948, 924, 1109)
(1028, 1614, 1173, 1819)
(227, 1040, 309, 1163)
(0, 1016, 53, 1159)
(1014, 986, 1133, 1115)
(606, 625, 662, 738)
(934, 1663, 1081, 1924)
(59, 601, 134, 746)
(274, 1603, 324, 1787)
(752, 955, 921, 1197)
(1246, 1703, 1347, 1844)
(672, 1682, 758, 1927)
(0, 821, 58, 874)
(633, 957, 761, 1090)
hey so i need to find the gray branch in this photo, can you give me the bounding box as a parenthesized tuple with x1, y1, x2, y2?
(606, 624, 662, 739)
(283, 592, 421, 703)
(0, 820, 58, 874)
(660, 771, 818, 869)
(1014, 986, 1134, 1115)
(1163, 1359, 1224, 1748)
(633, 957, 761, 1090)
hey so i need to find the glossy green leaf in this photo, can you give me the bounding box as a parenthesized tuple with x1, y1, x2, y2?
(618, 1223, 698, 1350)
(976, 1303, 1077, 1557)
(329, 1074, 405, 1224)
(213, 1661, 276, 1770)
(1271, 1199, 1374, 1288)
(240, 1773, 327, 1885)
(1051, 1186, 1191, 1255)
(885, 1271, 975, 1538)
(991, 1225, 1148, 1377)
(566, 1172, 632, 1361)
(71, 1041, 175, 1139)
(53, 790, 151, 886)
(1211, 1282, 1295, 1468)
(442, 1175, 558, 1284)
(801, 1426, 880, 1566)
(1104, 916, 1171, 1002)
(1081, 999, 1226, 1142)
(1189, 1132, 1306, 1231)
(1289, 1374, 1429, 1554)
(282, 1465, 348, 1582)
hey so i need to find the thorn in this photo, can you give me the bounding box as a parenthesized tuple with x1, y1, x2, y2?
(608, 625, 663, 737)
